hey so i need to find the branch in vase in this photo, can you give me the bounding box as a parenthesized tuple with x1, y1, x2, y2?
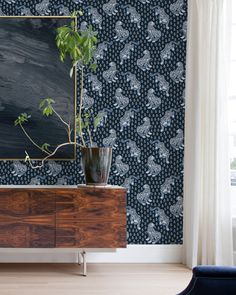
(78, 67, 86, 147)
(25, 141, 83, 169)
(51, 107, 73, 142)
(20, 124, 51, 155)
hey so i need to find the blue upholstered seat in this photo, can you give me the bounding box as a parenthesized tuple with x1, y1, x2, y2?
(177, 266, 236, 295)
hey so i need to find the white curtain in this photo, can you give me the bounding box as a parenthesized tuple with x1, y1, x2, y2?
(183, 0, 233, 268)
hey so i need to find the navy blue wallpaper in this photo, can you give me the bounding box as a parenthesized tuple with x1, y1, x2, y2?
(0, 0, 187, 245)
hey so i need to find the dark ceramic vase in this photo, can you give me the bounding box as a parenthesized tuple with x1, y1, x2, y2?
(81, 147, 112, 186)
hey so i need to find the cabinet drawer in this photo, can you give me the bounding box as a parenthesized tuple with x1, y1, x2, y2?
(56, 221, 126, 248)
(0, 189, 55, 248)
(0, 224, 54, 248)
(56, 188, 126, 222)
(0, 189, 55, 215)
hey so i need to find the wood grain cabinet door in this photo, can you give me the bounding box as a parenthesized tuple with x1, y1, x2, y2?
(0, 189, 55, 248)
(56, 188, 127, 248)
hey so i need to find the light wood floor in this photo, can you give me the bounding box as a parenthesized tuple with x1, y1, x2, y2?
(0, 263, 191, 295)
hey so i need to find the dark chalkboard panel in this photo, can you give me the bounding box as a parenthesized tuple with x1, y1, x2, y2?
(0, 17, 76, 160)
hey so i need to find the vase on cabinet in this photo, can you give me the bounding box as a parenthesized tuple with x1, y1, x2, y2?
(81, 147, 112, 186)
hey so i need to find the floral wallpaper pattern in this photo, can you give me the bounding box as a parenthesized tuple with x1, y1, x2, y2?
(0, 0, 187, 244)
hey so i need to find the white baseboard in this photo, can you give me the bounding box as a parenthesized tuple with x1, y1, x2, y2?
(0, 245, 183, 263)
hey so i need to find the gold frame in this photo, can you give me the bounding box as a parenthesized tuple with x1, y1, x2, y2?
(0, 15, 77, 161)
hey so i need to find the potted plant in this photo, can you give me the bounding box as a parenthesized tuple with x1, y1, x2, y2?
(14, 12, 112, 186)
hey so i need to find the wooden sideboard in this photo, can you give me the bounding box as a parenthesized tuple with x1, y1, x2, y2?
(0, 186, 127, 249)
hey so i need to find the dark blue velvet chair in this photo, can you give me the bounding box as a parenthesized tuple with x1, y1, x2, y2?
(177, 266, 236, 295)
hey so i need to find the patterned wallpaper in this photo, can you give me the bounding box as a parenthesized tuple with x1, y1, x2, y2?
(0, 0, 187, 245)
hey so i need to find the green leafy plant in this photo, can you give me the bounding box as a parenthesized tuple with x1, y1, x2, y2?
(14, 13, 102, 169)
(39, 98, 55, 116)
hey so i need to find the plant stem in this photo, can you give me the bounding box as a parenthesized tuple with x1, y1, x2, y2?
(52, 107, 70, 129)
(79, 67, 86, 147)
(26, 142, 83, 169)
(51, 106, 72, 142)
(68, 124, 72, 142)
(87, 127, 93, 146)
(20, 124, 51, 155)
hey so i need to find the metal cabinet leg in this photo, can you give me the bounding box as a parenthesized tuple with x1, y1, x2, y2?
(81, 251, 87, 276)
(77, 251, 82, 266)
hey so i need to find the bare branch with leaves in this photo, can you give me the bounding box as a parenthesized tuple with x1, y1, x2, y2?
(14, 12, 103, 169)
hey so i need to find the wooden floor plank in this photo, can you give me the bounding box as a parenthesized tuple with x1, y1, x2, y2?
(0, 263, 191, 295)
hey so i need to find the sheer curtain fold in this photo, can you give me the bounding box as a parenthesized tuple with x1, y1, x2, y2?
(183, 0, 233, 268)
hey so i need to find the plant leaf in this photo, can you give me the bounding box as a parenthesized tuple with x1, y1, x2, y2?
(14, 113, 31, 126)
(56, 15, 98, 74)
(94, 114, 102, 129)
(90, 63, 97, 72)
(41, 143, 51, 152)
